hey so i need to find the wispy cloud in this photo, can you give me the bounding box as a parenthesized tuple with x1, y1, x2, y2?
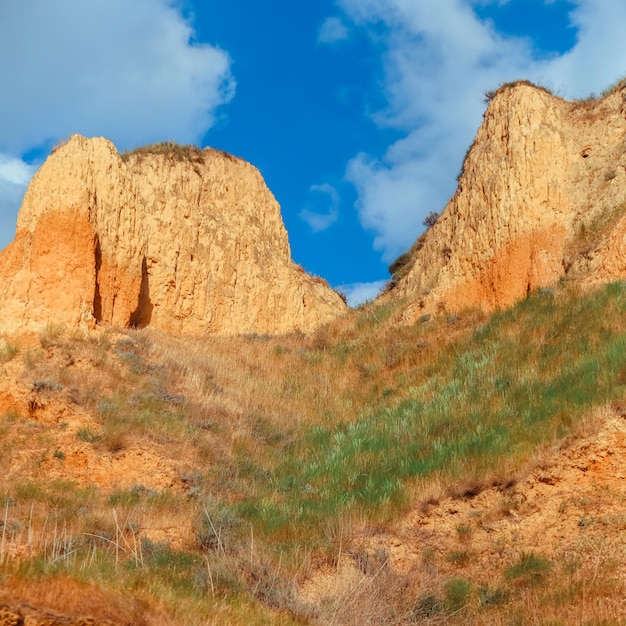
(0, 0, 234, 156)
(0, 154, 37, 248)
(0, 0, 235, 250)
(334, 0, 626, 262)
(336, 279, 388, 307)
(300, 183, 340, 232)
(0, 154, 35, 186)
(318, 16, 350, 44)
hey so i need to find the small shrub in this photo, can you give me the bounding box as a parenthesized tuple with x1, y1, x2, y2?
(22, 349, 40, 369)
(388, 252, 411, 277)
(77, 428, 102, 443)
(0, 343, 19, 362)
(246, 561, 303, 614)
(456, 523, 474, 543)
(478, 585, 509, 607)
(3, 409, 18, 422)
(444, 578, 472, 612)
(423, 211, 440, 229)
(100, 427, 127, 453)
(195, 499, 243, 553)
(53, 449, 65, 461)
(115, 350, 147, 375)
(108, 488, 141, 507)
(484, 89, 498, 103)
(32, 380, 63, 393)
(39, 322, 65, 348)
(505, 551, 551, 585)
(446, 550, 471, 567)
(411, 593, 442, 618)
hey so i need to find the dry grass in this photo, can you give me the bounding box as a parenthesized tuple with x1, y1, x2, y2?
(120, 142, 240, 167)
(0, 576, 162, 625)
(564, 201, 626, 273)
(3, 281, 626, 622)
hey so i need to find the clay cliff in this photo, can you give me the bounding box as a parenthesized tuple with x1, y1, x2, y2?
(0, 136, 346, 335)
(388, 80, 626, 320)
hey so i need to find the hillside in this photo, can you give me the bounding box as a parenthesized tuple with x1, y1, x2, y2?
(2, 282, 626, 624)
(2, 82, 626, 625)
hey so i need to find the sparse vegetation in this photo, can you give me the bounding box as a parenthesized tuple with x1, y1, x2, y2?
(601, 75, 626, 98)
(484, 89, 498, 103)
(38, 322, 65, 349)
(120, 141, 239, 167)
(564, 201, 626, 273)
(388, 251, 411, 278)
(387, 212, 441, 289)
(505, 551, 552, 586)
(121, 141, 206, 164)
(3, 280, 626, 622)
(76, 427, 102, 443)
(0, 342, 19, 362)
(423, 211, 440, 229)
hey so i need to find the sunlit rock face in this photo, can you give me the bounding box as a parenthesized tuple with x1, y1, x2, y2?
(387, 81, 626, 320)
(0, 136, 346, 335)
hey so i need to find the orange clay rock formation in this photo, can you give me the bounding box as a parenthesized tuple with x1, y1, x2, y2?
(388, 80, 626, 321)
(0, 135, 346, 335)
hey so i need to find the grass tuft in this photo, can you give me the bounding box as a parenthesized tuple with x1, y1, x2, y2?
(505, 551, 552, 586)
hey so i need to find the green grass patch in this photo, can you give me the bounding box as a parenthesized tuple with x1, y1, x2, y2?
(12, 480, 96, 516)
(96, 391, 188, 451)
(505, 551, 552, 586)
(228, 282, 626, 541)
(77, 428, 102, 443)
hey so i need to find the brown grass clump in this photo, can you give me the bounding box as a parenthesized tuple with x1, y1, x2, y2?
(120, 142, 240, 166)
(120, 141, 206, 164)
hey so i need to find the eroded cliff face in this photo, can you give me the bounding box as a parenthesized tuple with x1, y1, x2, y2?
(388, 81, 626, 320)
(0, 136, 346, 335)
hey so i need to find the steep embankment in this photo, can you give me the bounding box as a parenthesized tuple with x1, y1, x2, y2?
(388, 81, 626, 320)
(0, 136, 346, 335)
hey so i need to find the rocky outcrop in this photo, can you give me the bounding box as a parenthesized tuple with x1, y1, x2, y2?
(388, 81, 626, 320)
(0, 136, 346, 335)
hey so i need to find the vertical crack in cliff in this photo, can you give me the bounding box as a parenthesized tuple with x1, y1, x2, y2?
(93, 238, 103, 323)
(129, 257, 153, 328)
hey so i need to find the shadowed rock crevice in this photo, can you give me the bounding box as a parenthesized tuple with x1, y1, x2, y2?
(129, 257, 153, 328)
(93, 238, 103, 323)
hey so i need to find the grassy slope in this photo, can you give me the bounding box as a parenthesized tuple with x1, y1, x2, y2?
(2, 280, 626, 623)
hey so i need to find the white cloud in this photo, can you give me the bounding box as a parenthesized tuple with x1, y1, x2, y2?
(334, 0, 626, 261)
(539, 0, 626, 95)
(318, 16, 350, 44)
(0, 0, 234, 250)
(0, 0, 235, 155)
(300, 183, 340, 232)
(0, 155, 37, 250)
(0, 155, 35, 186)
(336, 279, 388, 307)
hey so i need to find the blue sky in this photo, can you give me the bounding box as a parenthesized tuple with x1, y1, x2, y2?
(1, 1, 626, 306)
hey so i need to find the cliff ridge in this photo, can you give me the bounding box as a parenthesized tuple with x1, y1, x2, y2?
(387, 80, 626, 319)
(0, 136, 346, 335)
